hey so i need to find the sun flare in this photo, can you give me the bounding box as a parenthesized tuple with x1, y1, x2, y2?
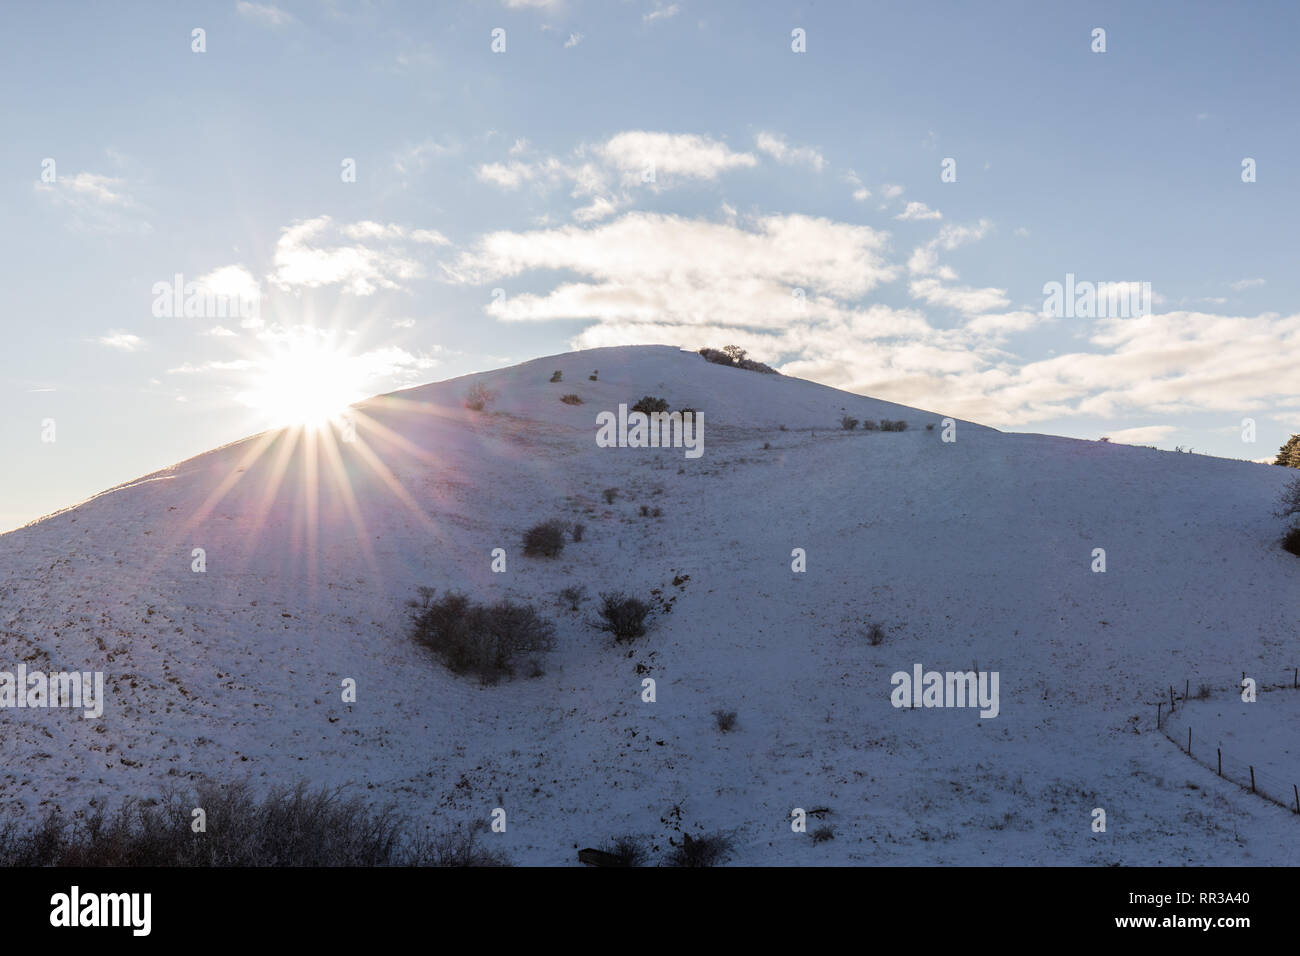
(240, 336, 366, 429)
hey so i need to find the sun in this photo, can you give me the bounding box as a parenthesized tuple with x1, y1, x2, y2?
(240, 335, 366, 429)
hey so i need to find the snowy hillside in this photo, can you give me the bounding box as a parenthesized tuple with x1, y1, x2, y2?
(2, 344, 1298, 865)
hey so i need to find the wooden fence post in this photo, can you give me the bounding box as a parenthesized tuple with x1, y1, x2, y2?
(1187, 726, 1191, 755)
(1294, 785, 1298, 814)
(1218, 748, 1222, 776)
(1157, 702, 1162, 729)
(1169, 686, 1175, 713)
(1250, 766, 1256, 794)
(1184, 679, 1189, 703)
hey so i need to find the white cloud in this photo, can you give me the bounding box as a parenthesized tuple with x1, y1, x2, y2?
(197, 264, 261, 303)
(564, 32, 584, 47)
(393, 139, 457, 176)
(235, 1, 296, 26)
(908, 277, 1009, 315)
(573, 196, 620, 223)
(644, 2, 680, 22)
(35, 170, 149, 233)
(895, 201, 942, 221)
(446, 211, 899, 329)
(908, 219, 993, 276)
(845, 170, 871, 201)
(268, 217, 446, 295)
(203, 326, 239, 337)
(1231, 277, 1266, 291)
(97, 331, 143, 351)
(755, 131, 827, 172)
(881, 184, 905, 200)
(597, 131, 756, 186)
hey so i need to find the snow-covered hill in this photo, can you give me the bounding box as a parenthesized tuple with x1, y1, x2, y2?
(2, 344, 1298, 864)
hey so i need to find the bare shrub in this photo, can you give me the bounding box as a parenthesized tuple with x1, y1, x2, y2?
(880, 419, 908, 432)
(698, 346, 778, 374)
(1275, 475, 1300, 523)
(599, 835, 650, 867)
(632, 395, 669, 415)
(550, 370, 562, 383)
(406, 820, 512, 867)
(464, 382, 494, 412)
(1284, 526, 1300, 557)
(411, 590, 556, 682)
(571, 522, 585, 542)
(602, 487, 619, 504)
(864, 623, 886, 646)
(596, 592, 651, 641)
(812, 825, 835, 844)
(558, 585, 586, 611)
(522, 520, 568, 557)
(663, 831, 733, 867)
(560, 393, 582, 405)
(0, 780, 423, 867)
(713, 709, 737, 732)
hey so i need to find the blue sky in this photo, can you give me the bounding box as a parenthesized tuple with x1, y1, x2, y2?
(3, 0, 1298, 530)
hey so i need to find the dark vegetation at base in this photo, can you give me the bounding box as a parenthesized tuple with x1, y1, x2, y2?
(0, 781, 509, 866)
(663, 831, 734, 867)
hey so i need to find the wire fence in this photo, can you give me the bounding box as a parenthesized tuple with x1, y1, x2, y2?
(1157, 668, 1300, 816)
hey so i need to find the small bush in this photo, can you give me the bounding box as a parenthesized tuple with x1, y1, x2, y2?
(596, 592, 651, 641)
(1275, 475, 1300, 523)
(840, 416, 859, 431)
(812, 825, 835, 844)
(698, 346, 778, 374)
(599, 835, 650, 867)
(763, 442, 770, 450)
(560, 394, 583, 405)
(713, 709, 737, 732)
(880, 419, 908, 432)
(602, 487, 619, 504)
(411, 590, 556, 683)
(861, 419, 878, 431)
(1194, 683, 1212, 700)
(639, 505, 649, 517)
(1283, 526, 1300, 557)
(407, 821, 512, 867)
(779, 424, 787, 431)
(589, 372, 598, 381)
(632, 395, 670, 415)
(572, 522, 585, 542)
(651, 507, 662, 518)
(864, 623, 886, 646)
(558, 585, 586, 611)
(522, 520, 567, 558)
(550, 370, 562, 383)
(678, 407, 699, 422)
(464, 382, 494, 412)
(664, 831, 733, 867)
(926, 423, 935, 431)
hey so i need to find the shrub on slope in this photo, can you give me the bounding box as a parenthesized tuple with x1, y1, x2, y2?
(410, 589, 556, 683)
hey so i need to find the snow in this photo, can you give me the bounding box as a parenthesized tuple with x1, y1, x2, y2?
(2, 344, 1298, 864)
